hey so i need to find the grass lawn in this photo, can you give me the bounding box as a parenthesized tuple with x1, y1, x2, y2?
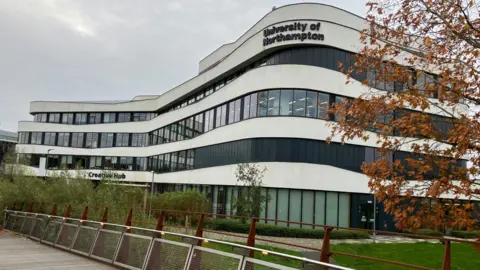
(332, 242, 480, 270)
(160, 235, 479, 269)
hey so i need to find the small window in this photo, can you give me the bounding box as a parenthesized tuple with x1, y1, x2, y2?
(103, 113, 116, 123)
(44, 132, 56, 146)
(75, 113, 87, 125)
(118, 113, 131, 122)
(116, 133, 130, 147)
(71, 133, 84, 148)
(86, 133, 99, 148)
(216, 104, 227, 127)
(89, 113, 102, 124)
(306, 91, 318, 118)
(89, 156, 102, 169)
(318, 93, 330, 119)
(257, 91, 268, 117)
(62, 113, 74, 124)
(293, 90, 306, 117)
(57, 132, 70, 147)
(267, 90, 280, 116)
(48, 113, 61, 123)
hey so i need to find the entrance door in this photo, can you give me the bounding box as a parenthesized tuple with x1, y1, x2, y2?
(358, 202, 375, 230)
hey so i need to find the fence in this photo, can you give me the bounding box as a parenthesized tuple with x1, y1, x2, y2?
(2, 209, 349, 270)
(4, 202, 480, 270)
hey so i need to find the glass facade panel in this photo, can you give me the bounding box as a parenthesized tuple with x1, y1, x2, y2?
(302, 191, 314, 228)
(89, 113, 101, 124)
(62, 113, 74, 124)
(260, 188, 267, 222)
(249, 93, 258, 118)
(257, 91, 268, 117)
(289, 190, 301, 228)
(216, 104, 227, 127)
(267, 189, 277, 224)
(293, 90, 306, 116)
(243, 95, 251, 120)
(306, 91, 318, 118)
(267, 90, 280, 116)
(338, 193, 350, 227)
(326, 192, 339, 226)
(277, 189, 289, 226)
(318, 93, 330, 119)
(234, 99, 241, 122)
(280, 90, 293, 116)
(315, 191, 326, 225)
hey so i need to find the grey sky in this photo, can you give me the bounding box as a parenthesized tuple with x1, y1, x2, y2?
(0, 0, 366, 132)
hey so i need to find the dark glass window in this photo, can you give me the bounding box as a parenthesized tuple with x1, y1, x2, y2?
(100, 133, 114, 148)
(318, 93, 330, 119)
(249, 93, 258, 118)
(194, 114, 204, 136)
(280, 90, 293, 116)
(103, 113, 116, 123)
(170, 152, 178, 172)
(47, 155, 60, 169)
(118, 113, 131, 122)
(75, 156, 87, 169)
(116, 133, 130, 147)
(71, 133, 84, 148)
(60, 155, 73, 169)
(57, 132, 70, 147)
(76, 113, 87, 124)
(186, 150, 195, 169)
(164, 126, 171, 143)
(163, 153, 171, 172)
(306, 91, 318, 118)
(89, 113, 102, 124)
(44, 132, 56, 146)
(119, 157, 133, 171)
(133, 113, 147, 122)
(31, 132, 42, 145)
(293, 90, 306, 117)
(62, 113, 74, 124)
(178, 151, 186, 170)
(205, 109, 215, 132)
(49, 113, 61, 123)
(132, 133, 146, 147)
(334, 96, 346, 122)
(36, 113, 48, 123)
(89, 156, 102, 169)
(216, 104, 227, 127)
(267, 90, 280, 116)
(170, 123, 178, 142)
(135, 157, 147, 171)
(257, 91, 268, 117)
(175, 121, 184, 141)
(243, 95, 251, 120)
(86, 133, 99, 148)
(104, 157, 117, 170)
(185, 117, 194, 139)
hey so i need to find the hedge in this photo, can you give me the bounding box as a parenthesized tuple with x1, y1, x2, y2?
(404, 229, 480, 239)
(204, 218, 370, 239)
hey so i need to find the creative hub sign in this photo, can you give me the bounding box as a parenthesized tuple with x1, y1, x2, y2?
(263, 22, 324, 46)
(88, 172, 126, 180)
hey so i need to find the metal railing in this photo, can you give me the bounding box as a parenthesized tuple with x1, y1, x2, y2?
(3, 209, 350, 270)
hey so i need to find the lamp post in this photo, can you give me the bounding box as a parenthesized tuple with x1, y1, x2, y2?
(148, 171, 155, 219)
(46, 149, 54, 179)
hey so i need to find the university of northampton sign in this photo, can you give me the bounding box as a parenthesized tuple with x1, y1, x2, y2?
(263, 22, 324, 46)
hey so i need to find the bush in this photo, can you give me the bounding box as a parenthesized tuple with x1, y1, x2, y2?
(204, 218, 370, 239)
(404, 229, 444, 237)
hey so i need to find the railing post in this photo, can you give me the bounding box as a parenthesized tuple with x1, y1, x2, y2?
(50, 204, 57, 216)
(125, 208, 133, 233)
(28, 203, 33, 213)
(320, 226, 333, 269)
(195, 213, 205, 246)
(155, 211, 165, 238)
(246, 217, 258, 258)
(101, 207, 108, 229)
(441, 240, 451, 270)
(63, 205, 71, 220)
(81, 206, 89, 225)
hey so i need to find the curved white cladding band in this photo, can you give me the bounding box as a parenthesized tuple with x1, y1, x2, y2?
(199, 3, 367, 72)
(16, 116, 455, 158)
(21, 65, 463, 134)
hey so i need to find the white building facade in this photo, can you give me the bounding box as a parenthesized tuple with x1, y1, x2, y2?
(15, 3, 472, 231)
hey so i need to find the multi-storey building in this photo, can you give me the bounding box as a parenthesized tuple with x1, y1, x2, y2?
(16, 3, 473, 231)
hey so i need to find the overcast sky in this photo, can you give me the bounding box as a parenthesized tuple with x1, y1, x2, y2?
(0, 0, 366, 133)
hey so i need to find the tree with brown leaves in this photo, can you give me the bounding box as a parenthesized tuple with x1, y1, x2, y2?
(330, 0, 480, 234)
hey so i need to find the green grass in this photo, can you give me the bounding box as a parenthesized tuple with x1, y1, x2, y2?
(332, 242, 480, 270)
(156, 235, 480, 269)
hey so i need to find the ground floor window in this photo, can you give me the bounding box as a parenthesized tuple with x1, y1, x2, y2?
(156, 183, 350, 228)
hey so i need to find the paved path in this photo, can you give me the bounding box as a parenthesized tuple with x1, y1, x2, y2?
(0, 230, 115, 270)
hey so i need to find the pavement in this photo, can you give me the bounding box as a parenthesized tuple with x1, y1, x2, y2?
(0, 230, 115, 270)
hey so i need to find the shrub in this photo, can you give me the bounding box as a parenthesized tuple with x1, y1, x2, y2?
(404, 229, 444, 237)
(204, 218, 370, 239)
